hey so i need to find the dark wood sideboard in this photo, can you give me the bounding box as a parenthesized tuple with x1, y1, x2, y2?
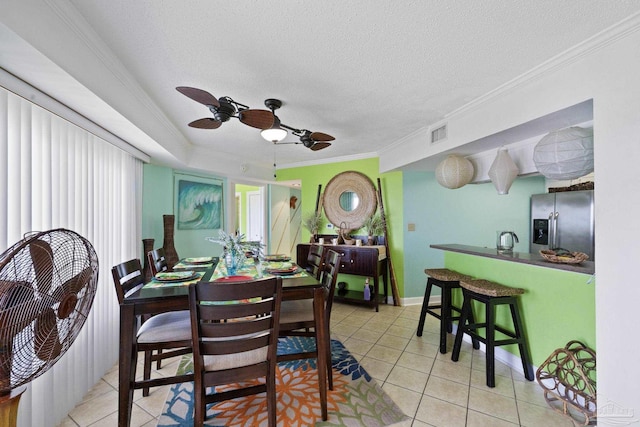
(296, 243, 388, 312)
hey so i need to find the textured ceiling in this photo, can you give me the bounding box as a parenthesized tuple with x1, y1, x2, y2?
(2, 1, 640, 178)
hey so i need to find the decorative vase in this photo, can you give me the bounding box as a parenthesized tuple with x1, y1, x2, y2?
(142, 238, 154, 283)
(162, 214, 179, 269)
(223, 249, 244, 276)
(367, 236, 374, 246)
(310, 233, 317, 243)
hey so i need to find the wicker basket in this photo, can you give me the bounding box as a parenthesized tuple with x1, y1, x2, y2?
(539, 249, 589, 264)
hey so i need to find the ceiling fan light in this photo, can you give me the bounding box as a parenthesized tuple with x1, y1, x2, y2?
(260, 117, 288, 143)
(261, 127, 287, 143)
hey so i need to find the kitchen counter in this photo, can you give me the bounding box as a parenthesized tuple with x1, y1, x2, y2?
(431, 244, 595, 275)
(432, 243, 595, 367)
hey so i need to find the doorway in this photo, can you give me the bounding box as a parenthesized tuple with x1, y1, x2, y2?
(246, 189, 265, 245)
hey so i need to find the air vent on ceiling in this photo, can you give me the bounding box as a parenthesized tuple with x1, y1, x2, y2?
(431, 124, 447, 144)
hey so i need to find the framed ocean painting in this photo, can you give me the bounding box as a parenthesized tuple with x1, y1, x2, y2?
(175, 174, 223, 230)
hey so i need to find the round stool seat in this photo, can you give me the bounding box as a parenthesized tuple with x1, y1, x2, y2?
(460, 279, 524, 297)
(424, 268, 473, 282)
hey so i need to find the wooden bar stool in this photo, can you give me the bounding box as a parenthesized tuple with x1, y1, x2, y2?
(417, 268, 479, 354)
(451, 278, 534, 387)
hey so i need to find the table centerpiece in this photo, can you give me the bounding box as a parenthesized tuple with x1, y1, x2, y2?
(206, 231, 263, 276)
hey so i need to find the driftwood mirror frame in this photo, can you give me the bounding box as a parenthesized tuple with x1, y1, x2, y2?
(322, 171, 377, 230)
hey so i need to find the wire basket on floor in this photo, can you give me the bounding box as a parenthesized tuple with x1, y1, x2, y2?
(536, 340, 596, 425)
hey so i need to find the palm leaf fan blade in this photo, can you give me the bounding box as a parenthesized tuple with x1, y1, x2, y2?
(34, 307, 63, 361)
(188, 118, 222, 129)
(29, 240, 54, 295)
(176, 86, 220, 107)
(239, 109, 275, 129)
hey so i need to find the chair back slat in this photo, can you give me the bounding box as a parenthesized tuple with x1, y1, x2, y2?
(200, 313, 274, 338)
(201, 334, 271, 355)
(305, 244, 324, 279)
(111, 259, 145, 304)
(196, 280, 278, 301)
(148, 248, 168, 276)
(198, 299, 274, 323)
(319, 249, 342, 322)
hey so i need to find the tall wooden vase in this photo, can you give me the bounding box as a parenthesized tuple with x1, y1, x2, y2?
(162, 214, 179, 269)
(142, 238, 154, 282)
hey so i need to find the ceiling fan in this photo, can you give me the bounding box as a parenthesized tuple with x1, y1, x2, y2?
(176, 86, 335, 151)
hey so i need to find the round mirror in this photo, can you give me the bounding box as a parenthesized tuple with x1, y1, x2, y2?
(339, 191, 360, 211)
(323, 171, 377, 230)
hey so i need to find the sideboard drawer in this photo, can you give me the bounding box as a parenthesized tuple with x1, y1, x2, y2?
(335, 247, 377, 276)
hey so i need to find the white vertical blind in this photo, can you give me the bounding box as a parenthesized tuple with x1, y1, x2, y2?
(0, 86, 142, 427)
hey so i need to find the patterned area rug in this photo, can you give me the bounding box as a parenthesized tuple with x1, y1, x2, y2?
(157, 337, 410, 426)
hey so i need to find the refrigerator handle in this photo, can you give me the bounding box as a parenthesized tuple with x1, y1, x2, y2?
(552, 212, 559, 248)
(548, 212, 554, 248)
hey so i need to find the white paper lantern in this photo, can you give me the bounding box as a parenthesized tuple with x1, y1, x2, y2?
(488, 147, 519, 195)
(435, 155, 475, 189)
(533, 127, 594, 180)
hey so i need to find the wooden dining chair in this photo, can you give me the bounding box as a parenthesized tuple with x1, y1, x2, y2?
(189, 276, 283, 427)
(305, 243, 325, 279)
(148, 247, 169, 276)
(145, 247, 173, 372)
(111, 259, 192, 396)
(278, 249, 342, 389)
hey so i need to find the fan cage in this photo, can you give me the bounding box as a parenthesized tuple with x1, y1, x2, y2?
(0, 228, 98, 394)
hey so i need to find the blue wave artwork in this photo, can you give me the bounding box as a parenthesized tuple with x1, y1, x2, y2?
(177, 180, 222, 229)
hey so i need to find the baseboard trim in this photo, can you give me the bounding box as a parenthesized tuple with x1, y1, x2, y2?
(397, 295, 538, 377)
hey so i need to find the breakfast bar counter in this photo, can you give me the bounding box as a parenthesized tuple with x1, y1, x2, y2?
(429, 243, 596, 367)
(431, 244, 595, 275)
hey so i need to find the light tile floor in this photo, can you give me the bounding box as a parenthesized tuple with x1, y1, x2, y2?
(57, 302, 579, 427)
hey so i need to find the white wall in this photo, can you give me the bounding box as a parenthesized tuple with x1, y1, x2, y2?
(269, 185, 294, 257)
(388, 14, 640, 421)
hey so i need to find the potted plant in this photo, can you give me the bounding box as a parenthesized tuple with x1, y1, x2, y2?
(302, 211, 324, 243)
(361, 213, 384, 245)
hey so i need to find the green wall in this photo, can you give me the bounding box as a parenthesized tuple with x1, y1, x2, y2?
(402, 172, 546, 299)
(445, 252, 595, 365)
(277, 157, 404, 298)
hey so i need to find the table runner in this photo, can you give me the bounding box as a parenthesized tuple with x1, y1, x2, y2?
(143, 258, 307, 290)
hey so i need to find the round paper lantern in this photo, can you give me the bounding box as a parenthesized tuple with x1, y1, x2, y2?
(488, 147, 519, 195)
(435, 155, 474, 189)
(533, 127, 594, 180)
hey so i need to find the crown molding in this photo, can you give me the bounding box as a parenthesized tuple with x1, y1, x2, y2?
(277, 152, 378, 170)
(378, 125, 430, 157)
(43, 0, 186, 144)
(445, 11, 640, 120)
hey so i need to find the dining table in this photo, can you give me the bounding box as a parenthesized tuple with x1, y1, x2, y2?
(118, 255, 329, 426)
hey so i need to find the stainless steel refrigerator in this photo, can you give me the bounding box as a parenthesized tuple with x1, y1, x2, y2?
(530, 190, 595, 260)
